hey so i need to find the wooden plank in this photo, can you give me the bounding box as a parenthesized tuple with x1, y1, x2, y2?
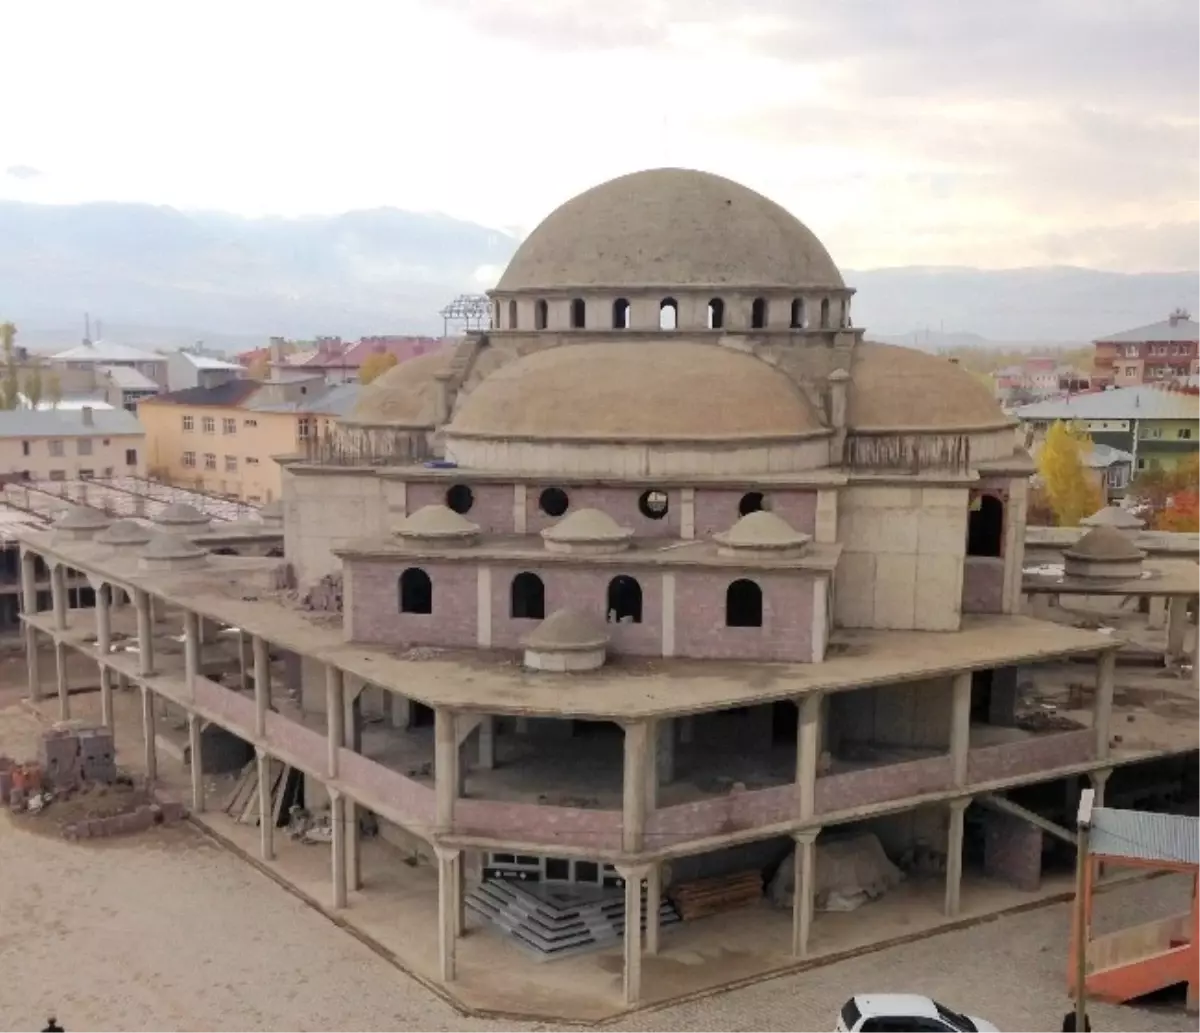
(223, 762, 256, 816)
(271, 766, 294, 830)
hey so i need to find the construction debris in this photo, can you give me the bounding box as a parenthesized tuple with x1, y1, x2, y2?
(221, 758, 302, 828)
(668, 870, 763, 920)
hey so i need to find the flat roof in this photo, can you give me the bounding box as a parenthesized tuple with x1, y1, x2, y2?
(1022, 559, 1200, 598)
(20, 528, 1117, 719)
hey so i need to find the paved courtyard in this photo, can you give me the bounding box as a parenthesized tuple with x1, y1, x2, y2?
(0, 684, 1194, 1033)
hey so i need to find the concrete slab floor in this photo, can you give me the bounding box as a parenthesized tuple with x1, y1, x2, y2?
(9, 683, 1178, 1025)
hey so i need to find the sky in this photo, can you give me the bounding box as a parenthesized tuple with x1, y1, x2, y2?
(1, 0, 1197, 272)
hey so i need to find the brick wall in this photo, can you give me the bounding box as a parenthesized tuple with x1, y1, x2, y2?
(339, 748, 435, 826)
(646, 783, 795, 847)
(523, 485, 682, 537)
(673, 570, 816, 661)
(454, 797, 623, 852)
(195, 676, 257, 729)
(693, 489, 817, 538)
(347, 559, 478, 648)
(983, 809, 1043, 891)
(962, 556, 1005, 613)
(815, 755, 954, 814)
(967, 728, 1095, 783)
(264, 709, 327, 775)
(406, 481, 514, 533)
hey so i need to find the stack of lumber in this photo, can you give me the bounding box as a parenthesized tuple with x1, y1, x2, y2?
(667, 870, 763, 921)
(221, 759, 300, 828)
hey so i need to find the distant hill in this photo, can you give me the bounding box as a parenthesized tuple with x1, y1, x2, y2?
(0, 200, 1195, 349)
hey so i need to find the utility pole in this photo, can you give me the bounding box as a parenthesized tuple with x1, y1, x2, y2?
(1073, 787, 1095, 1032)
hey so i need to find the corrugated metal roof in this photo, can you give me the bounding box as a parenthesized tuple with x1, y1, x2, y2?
(180, 352, 245, 371)
(0, 408, 143, 439)
(100, 365, 160, 390)
(1090, 807, 1199, 866)
(52, 340, 163, 363)
(1095, 316, 1199, 344)
(1016, 384, 1200, 422)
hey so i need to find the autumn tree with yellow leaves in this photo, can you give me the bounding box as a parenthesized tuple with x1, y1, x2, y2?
(1035, 420, 1104, 526)
(359, 350, 399, 385)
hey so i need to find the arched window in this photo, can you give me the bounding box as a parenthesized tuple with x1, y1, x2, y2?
(967, 495, 1004, 558)
(751, 297, 768, 329)
(738, 491, 766, 516)
(508, 299, 518, 329)
(570, 298, 586, 329)
(725, 579, 763, 628)
(790, 298, 805, 329)
(659, 298, 678, 330)
(535, 299, 549, 330)
(607, 575, 642, 624)
(399, 568, 433, 614)
(613, 298, 631, 329)
(708, 298, 725, 330)
(510, 572, 545, 620)
(819, 297, 831, 329)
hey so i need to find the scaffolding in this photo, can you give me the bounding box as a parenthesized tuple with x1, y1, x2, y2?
(439, 293, 492, 335)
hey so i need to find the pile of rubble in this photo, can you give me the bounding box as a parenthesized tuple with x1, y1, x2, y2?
(0, 722, 186, 841)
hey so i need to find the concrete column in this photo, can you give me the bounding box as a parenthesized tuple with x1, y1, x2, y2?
(950, 670, 972, 787)
(329, 789, 348, 908)
(645, 862, 662, 956)
(51, 564, 67, 631)
(679, 716, 695, 744)
(796, 692, 822, 820)
(477, 716, 495, 770)
(1094, 650, 1116, 760)
(343, 689, 362, 892)
(791, 829, 819, 957)
(182, 611, 200, 694)
(141, 685, 157, 784)
(944, 799, 970, 917)
(436, 847, 461, 982)
(54, 641, 69, 720)
(256, 748, 275, 861)
(622, 721, 651, 852)
(188, 712, 205, 813)
(617, 864, 647, 1006)
(237, 631, 251, 690)
(1167, 596, 1190, 660)
(1090, 767, 1112, 808)
(25, 624, 41, 701)
(135, 591, 154, 676)
(434, 708, 458, 831)
(1148, 595, 1168, 630)
(19, 550, 38, 617)
(655, 718, 675, 786)
(325, 665, 344, 779)
(253, 634, 270, 738)
(389, 692, 413, 730)
(96, 585, 113, 728)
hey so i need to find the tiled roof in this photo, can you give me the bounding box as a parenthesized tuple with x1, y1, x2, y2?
(1016, 384, 1200, 422)
(1090, 807, 1199, 867)
(1095, 316, 1199, 344)
(140, 380, 262, 408)
(0, 407, 143, 439)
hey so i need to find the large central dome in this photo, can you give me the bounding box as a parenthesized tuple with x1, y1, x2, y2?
(496, 168, 844, 292)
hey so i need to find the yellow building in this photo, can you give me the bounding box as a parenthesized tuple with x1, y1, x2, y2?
(137, 378, 359, 502)
(0, 405, 145, 481)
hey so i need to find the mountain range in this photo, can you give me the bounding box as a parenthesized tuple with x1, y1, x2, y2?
(1, 200, 1195, 351)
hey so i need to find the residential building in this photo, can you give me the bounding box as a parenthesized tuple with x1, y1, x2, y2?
(51, 339, 169, 389)
(266, 334, 446, 384)
(137, 376, 359, 502)
(1031, 440, 1134, 500)
(1016, 383, 1200, 474)
(0, 405, 145, 481)
(166, 347, 246, 392)
(992, 357, 1092, 404)
(1092, 311, 1199, 387)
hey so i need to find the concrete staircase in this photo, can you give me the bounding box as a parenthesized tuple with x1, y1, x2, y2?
(466, 878, 680, 960)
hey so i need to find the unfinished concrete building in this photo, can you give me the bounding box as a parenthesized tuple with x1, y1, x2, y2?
(15, 169, 1198, 1020)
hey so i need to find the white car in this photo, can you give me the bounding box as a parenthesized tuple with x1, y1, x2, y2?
(835, 994, 1000, 1033)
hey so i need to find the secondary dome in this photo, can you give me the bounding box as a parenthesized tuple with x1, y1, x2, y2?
(447, 343, 824, 442)
(495, 168, 844, 292)
(341, 349, 453, 428)
(713, 510, 811, 558)
(847, 342, 1013, 432)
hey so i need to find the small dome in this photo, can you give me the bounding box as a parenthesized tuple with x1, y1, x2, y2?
(95, 518, 153, 547)
(139, 531, 208, 571)
(154, 502, 211, 530)
(1081, 505, 1145, 531)
(848, 342, 1013, 432)
(394, 504, 480, 546)
(496, 168, 844, 291)
(55, 505, 110, 531)
(1065, 526, 1146, 563)
(521, 609, 610, 672)
(341, 349, 453, 428)
(713, 510, 811, 557)
(542, 508, 633, 554)
(447, 343, 824, 443)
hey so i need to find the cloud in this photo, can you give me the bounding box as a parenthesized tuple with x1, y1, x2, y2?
(5, 164, 42, 180)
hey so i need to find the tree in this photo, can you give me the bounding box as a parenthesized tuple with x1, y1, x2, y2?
(1130, 453, 1199, 518)
(22, 366, 43, 409)
(1157, 489, 1199, 532)
(44, 368, 62, 409)
(359, 350, 398, 385)
(1036, 419, 1103, 526)
(0, 322, 20, 410)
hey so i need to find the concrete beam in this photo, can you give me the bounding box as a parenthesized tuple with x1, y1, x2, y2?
(977, 792, 1077, 846)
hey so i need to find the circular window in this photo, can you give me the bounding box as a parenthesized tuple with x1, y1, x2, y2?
(638, 489, 669, 520)
(445, 484, 474, 514)
(738, 491, 766, 516)
(538, 487, 570, 517)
